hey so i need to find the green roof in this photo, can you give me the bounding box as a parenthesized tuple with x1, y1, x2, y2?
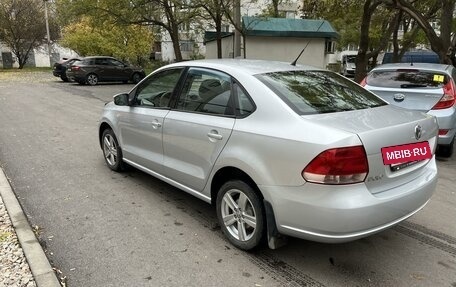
(204, 31, 234, 44)
(242, 17, 339, 39)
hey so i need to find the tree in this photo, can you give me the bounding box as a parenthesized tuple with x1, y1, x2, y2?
(193, 0, 226, 58)
(390, 0, 456, 64)
(0, 0, 58, 68)
(56, 0, 198, 62)
(60, 16, 154, 65)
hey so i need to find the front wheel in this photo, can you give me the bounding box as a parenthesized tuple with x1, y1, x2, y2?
(101, 129, 124, 171)
(86, 73, 99, 86)
(216, 180, 265, 250)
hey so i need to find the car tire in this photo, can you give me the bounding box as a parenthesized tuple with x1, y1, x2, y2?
(131, 73, 142, 84)
(101, 129, 125, 171)
(86, 73, 99, 86)
(437, 138, 454, 158)
(216, 180, 265, 250)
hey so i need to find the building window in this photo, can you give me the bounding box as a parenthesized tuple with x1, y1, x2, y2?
(180, 41, 194, 52)
(325, 40, 335, 54)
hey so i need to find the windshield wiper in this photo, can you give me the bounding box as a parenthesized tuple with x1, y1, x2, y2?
(400, 84, 427, 88)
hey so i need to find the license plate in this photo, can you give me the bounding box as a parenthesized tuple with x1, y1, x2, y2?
(381, 142, 432, 165)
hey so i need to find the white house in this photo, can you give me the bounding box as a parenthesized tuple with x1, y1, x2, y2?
(205, 17, 339, 69)
(0, 42, 79, 68)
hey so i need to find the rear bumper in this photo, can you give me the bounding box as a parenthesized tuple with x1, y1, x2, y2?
(258, 158, 438, 243)
(427, 108, 456, 145)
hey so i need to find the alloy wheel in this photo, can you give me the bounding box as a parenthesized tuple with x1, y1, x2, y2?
(103, 134, 118, 167)
(87, 74, 98, 85)
(220, 189, 257, 242)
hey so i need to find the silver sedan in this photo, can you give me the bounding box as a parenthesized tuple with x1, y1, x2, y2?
(98, 59, 438, 250)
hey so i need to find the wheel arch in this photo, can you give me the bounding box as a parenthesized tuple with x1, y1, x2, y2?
(210, 166, 262, 206)
(98, 122, 113, 149)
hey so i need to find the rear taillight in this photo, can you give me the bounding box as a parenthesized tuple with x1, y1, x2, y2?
(432, 80, 455, 109)
(302, 146, 368, 185)
(71, 66, 81, 71)
(359, 77, 367, 87)
(439, 129, 449, 135)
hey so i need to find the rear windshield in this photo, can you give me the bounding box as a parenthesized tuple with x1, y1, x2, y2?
(256, 70, 386, 115)
(366, 70, 449, 88)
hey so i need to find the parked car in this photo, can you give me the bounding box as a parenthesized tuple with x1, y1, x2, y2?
(52, 57, 80, 82)
(382, 51, 440, 64)
(362, 63, 455, 157)
(340, 54, 356, 77)
(66, 56, 145, 85)
(99, 59, 438, 250)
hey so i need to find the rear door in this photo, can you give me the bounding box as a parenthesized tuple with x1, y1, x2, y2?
(162, 67, 235, 191)
(365, 68, 448, 111)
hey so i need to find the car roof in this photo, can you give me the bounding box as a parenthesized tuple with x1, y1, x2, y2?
(164, 59, 324, 75)
(371, 62, 453, 73)
(81, 56, 116, 60)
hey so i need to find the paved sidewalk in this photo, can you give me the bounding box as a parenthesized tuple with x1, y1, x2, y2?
(0, 168, 60, 287)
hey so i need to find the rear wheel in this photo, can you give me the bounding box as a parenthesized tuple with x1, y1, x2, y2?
(437, 138, 454, 158)
(101, 129, 124, 171)
(216, 180, 265, 250)
(86, 73, 99, 86)
(131, 73, 142, 84)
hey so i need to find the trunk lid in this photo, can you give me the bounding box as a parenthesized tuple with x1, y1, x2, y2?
(364, 68, 449, 111)
(365, 86, 443, 111)
(302, 105, 438, 194)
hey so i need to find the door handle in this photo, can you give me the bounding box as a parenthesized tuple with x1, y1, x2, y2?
(151, 120, 162, 129)
(207, 131, 223, 140)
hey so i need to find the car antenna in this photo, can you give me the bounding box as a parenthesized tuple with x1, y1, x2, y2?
(291, 20, 326, 66)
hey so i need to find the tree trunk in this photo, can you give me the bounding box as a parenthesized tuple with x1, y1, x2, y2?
(272, 0, 280, 17)
(216, 17, 222, 59)
(354, 0, 382, 83)
(393, 0, 454, 64)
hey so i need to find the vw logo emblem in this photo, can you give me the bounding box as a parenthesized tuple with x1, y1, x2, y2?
(415, 125, 422, 140)
(393, 93, 406, 102)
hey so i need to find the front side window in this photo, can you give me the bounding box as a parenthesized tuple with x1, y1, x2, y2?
(176, 68, 233, 116)
(256, 70, 386, 115)
(134, 68, 183, 108)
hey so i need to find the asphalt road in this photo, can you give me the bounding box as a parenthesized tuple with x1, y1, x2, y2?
(0, 71, 455, 287)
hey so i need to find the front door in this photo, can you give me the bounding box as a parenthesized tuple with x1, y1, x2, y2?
(118, 68, 184, 173)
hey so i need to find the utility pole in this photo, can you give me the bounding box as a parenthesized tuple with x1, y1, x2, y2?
(44, 0, 52, 66)
(233, 0, 241, 58)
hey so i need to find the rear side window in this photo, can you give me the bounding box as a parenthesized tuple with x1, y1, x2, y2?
(176, 68, 233, 116)
(366, 70, 449, 88)
(256, 70, 386, 115)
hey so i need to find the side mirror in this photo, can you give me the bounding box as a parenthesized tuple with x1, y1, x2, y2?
(114, 93, 129, 106)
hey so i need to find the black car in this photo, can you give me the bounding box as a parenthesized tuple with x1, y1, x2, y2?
(52, 58, 80, 82)
(66, 56, 146, 86)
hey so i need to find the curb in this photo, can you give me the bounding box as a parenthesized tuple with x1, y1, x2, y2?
(0, 168, 61, 287)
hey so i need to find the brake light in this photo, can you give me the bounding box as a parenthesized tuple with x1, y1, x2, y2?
(71, 66, 81, 71)
(439, 129, 449, 135)
(302, 146, 368, 185)
(359, 77, 367, 87)
(432, 80, 455, 109)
